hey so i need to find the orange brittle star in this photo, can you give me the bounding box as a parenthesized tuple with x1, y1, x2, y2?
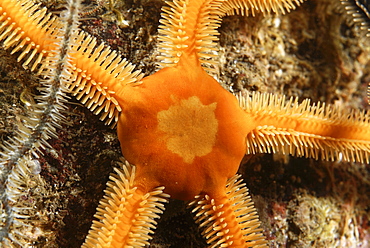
(1, 0, 370, 247)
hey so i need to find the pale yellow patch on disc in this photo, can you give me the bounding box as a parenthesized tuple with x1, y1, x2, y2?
(157, 96, 218, 164)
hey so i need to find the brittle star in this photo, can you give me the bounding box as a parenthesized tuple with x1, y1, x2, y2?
(0, 0, 367, 246)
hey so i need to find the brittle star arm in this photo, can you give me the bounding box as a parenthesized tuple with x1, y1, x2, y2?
(157, 0, 305, 72)
(188, 175, 268, 247)
(0, 0, 143, 126)
(238, 91, 370, 163)
(82, 159, 170, 247)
